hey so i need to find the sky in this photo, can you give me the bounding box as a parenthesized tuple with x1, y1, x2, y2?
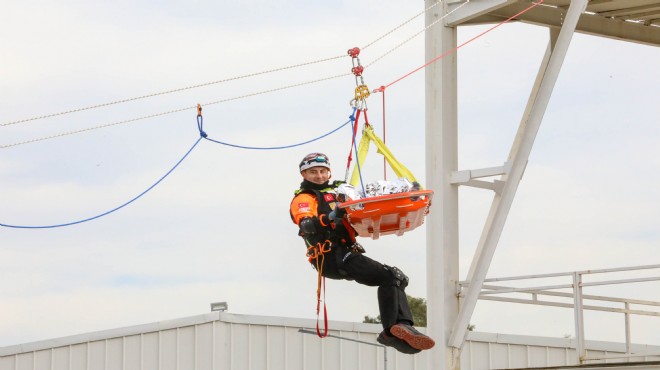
(2, 0, 659, 349)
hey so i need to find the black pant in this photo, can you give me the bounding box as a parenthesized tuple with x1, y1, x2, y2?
(313, 244, 414, 329)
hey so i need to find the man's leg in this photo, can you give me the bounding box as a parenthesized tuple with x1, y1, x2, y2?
(341, 253, 434, 352)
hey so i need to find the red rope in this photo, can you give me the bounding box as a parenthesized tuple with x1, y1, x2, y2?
(383, 0, 545, 89)
(316, 276, 328, 338)
(381, 88, 387, 180)
(362, 108, 370, 128)
(345, 108, 373, 179)
(313, 245, 331, 338)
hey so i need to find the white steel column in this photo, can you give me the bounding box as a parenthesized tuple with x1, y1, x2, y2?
(447, 0, 590, 350)
(425, 0, 459, 369)
(573, 271, 586, 361)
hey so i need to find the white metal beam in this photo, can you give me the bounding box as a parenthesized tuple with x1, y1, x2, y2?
(446, 0, 590, 350)
(573, 272, 586, 361)
(444, 0, 519, 26)
(450, 163, 511, 184)
(425, 0, 459, 369)
(451, 164, 510, 193)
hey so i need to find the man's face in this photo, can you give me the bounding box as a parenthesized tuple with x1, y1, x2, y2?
(301, 166, 331, 185)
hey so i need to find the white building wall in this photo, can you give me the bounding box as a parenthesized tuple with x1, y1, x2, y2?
(1, 313, 659, 370)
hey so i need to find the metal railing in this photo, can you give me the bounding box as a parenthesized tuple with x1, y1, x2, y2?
(298, 328, 388, 369)
(458, 264, 660, 363)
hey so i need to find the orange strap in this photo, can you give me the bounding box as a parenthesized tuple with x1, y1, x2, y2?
(316, 256, 328, 338)
(308, 240, 332, 338)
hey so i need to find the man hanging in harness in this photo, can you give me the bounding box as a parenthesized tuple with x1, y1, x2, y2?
(290, 152, 435, 354)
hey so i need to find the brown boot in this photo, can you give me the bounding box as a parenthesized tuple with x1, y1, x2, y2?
(377, 331, 421, 354)
(390, 323, 435, 351)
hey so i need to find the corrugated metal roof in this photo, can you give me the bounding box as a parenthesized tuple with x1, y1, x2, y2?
(2, 313, 660, 370)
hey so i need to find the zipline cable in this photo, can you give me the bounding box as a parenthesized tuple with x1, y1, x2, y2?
(0, 57, 347, 128)
(1, 106, 195, 150)
(0, 2, 475, 150)
(2, 2, 441, 129)
(1, 73, 351, 150)
(2, 0, 542, 150)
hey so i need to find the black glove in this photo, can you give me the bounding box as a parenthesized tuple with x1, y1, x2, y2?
(328, 206, 346, 221)
(299, 216, 322, 235)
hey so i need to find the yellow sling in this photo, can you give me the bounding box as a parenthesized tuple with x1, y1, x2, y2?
(349, 124, 419, 187)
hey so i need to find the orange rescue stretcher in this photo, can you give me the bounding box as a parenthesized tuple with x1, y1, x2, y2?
(338, 189, 433, 240)
(340, 123, 433, 239)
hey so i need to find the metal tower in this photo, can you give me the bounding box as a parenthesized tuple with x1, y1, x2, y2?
(424, 1, 660, 368)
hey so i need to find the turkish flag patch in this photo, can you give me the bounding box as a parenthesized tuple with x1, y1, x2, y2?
(324, 194, 335, 202)
(298, 202, 309, 208)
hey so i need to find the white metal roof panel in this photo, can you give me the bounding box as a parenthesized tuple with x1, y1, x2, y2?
(2, 312, 659, 370)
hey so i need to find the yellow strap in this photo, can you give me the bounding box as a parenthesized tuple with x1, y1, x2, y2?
(349, 128, 372, 186)
(349, 125, 419, 186)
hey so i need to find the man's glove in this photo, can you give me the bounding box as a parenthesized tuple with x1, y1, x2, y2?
(299, 216, 322, 235)
(328, 206, 346, 221)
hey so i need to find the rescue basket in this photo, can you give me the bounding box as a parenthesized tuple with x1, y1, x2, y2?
(339, 189, 433, 240)
(342, 106, 433, 239)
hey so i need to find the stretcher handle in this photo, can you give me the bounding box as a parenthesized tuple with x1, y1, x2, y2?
(337, 190, 434, 209)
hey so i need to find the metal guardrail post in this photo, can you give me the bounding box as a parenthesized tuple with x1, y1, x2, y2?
(625, 302, 632, 354)
(573, 272, 586, 362)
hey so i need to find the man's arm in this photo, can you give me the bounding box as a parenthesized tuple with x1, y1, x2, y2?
(290, 193, 318, 225)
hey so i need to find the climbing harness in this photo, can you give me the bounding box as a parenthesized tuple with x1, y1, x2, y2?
(292, 182, 347, 339)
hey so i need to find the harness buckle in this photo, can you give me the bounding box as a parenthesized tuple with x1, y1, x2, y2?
(351, 242, 365, 254)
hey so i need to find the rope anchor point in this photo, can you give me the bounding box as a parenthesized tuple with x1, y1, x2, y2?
(196, 104, 207, 138)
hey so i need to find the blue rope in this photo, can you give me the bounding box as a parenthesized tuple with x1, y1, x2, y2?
(3, 110, 357, 229)
(199, 109, 356, 150)
(197, 115, 208, 138)
(1, 137, 203, 229)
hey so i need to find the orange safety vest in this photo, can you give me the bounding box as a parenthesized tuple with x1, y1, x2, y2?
(290, 183, 356, 259)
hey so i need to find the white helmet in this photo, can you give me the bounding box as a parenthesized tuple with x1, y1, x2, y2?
(299, 153, 331, 172)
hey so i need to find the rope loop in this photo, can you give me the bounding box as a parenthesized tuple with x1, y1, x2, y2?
(350, 98, 368, 110)
(196, 112, 208, 138)
(348, 110, 356, 122)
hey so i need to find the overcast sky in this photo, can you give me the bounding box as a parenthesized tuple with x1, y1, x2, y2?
(2, 1, 659, 348)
